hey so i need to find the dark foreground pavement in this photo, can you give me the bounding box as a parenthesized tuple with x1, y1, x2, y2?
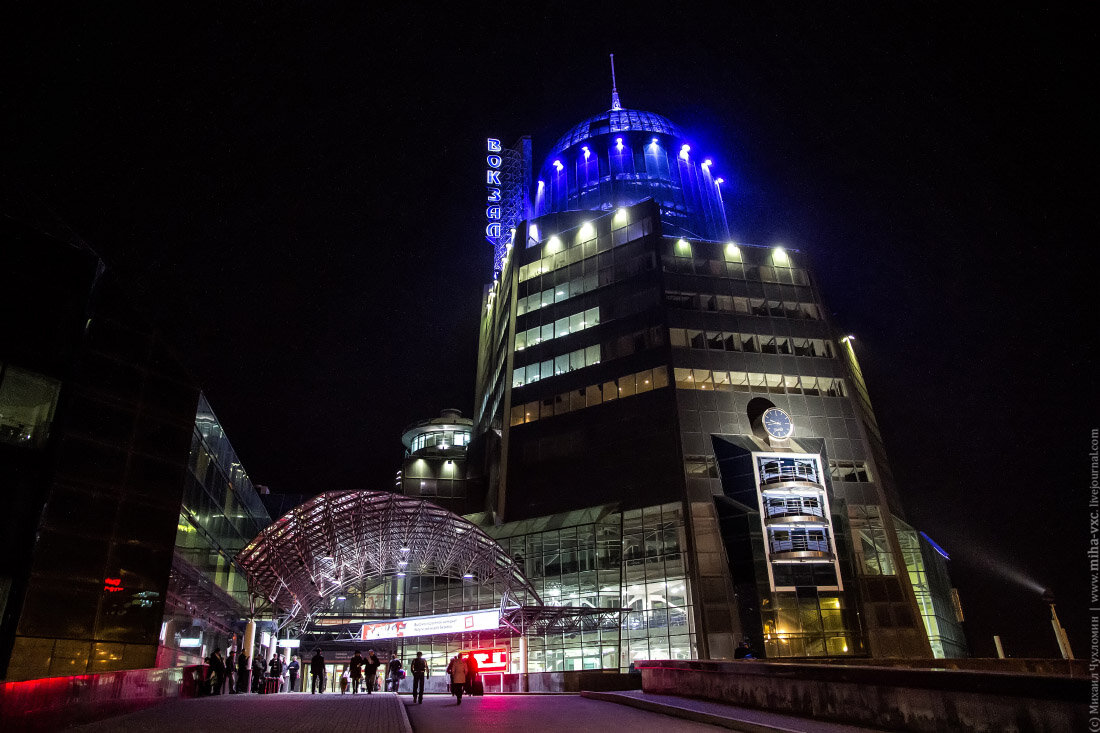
(68, 690, 885, 732)
(402, 693, 729, 732)
(69, 691, 411, 733)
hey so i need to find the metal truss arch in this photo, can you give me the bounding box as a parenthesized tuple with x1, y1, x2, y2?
(236, 491, 541, 621)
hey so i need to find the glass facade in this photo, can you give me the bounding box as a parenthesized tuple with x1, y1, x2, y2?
(409, 430, 470, 453)
(895, 519, 969, 659)
(308, 503, 695, 674)
(0, 364, 60, 449)
(535, 109, 726, 242)
(174, 394, 271, 612)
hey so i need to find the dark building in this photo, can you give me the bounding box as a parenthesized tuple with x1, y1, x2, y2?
(0, 209, 270, 681)
(467, 84, 967, 663)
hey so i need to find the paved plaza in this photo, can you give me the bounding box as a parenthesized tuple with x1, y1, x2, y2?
(68, 691, 731, 733)
(66, 690, 889, 732)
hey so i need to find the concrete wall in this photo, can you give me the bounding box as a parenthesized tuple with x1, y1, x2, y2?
(636, 659, 1085, 732)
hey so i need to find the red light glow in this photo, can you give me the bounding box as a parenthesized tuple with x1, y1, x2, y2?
(464, 647, 508, 672)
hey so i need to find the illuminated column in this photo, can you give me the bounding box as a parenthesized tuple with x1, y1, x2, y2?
(519, 635, 529, 692)
(244, 618, 257, 690)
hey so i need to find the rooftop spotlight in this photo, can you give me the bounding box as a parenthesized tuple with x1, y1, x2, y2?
(616, 137, 624, 151)
(680, 144, 690, 160)
(582, 145, 590, 159)
(651, 137, 659, 145)
(553, 159, 563, 171)
(841, 335, 855, 343)
(703, 158, 712, 167)
(715, 177, 725, 185)
(537, 179, 544, 189)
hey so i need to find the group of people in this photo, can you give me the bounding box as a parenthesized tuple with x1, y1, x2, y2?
(206, 646, 482, 702)
(444, 652, 480, 705)
(305, 648, 410, 695)
(202, 650, 302, 695)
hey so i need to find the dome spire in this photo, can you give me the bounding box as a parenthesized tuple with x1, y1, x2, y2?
(609, 53, 622, 111)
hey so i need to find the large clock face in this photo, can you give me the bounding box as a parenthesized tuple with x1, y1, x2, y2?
(762, 407, 794, 439)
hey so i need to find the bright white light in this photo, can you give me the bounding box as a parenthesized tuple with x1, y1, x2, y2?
(582, 145, 590, 159)
(703, 159, 712, 167)
(679, 144, 690, 160)
(715, 177, 724, 184)
(616, 137, 624, 151)
(553, 159, 563, 171)
(651, 137, 658, 145)
(578, 221, 595, 240)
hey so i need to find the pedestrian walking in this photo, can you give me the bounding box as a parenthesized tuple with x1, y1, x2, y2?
(310, 649, 326, 694)
(252, 655, 265, 693)
(464, 652, 479, 696)
(445, 654, 469, 705)
(411, 651, 428, 703)
(287, 654, 300, 692)
(207, 650, 226, 695)
(364, 649, 380, 694)
(387, 656, 403, 692)
(237, 652, 250, 693)
(226, 651, 237, 694)
(349, 650, 364, 694)
(268, 654, 284, 692)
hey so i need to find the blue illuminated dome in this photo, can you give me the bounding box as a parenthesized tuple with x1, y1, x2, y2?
(535, 106, 728, 241)
(547, 109, 684, 157)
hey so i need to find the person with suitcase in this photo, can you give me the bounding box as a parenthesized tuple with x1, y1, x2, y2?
(465, 652, 482, 696)
(387, 656, 403, 692)
(445, 654, 468, 705)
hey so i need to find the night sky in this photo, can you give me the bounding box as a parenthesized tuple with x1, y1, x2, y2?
(4, 6, 1091, 660)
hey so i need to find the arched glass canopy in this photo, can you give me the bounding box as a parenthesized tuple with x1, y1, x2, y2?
(237, 490, 542, 621)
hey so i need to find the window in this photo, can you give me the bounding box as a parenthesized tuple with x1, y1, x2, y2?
(0, 365, 61, 449)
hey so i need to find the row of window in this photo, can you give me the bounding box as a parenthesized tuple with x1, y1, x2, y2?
(513, 345, 602, 387)
(516, 307, 601, 351)
(514, 325, 665, 388)
(769, 528, 831, 555)
(519, 218, 653, 283)
(670, 328, 834, 358)
(518, 276, 598, 315)
(759, 456, 821, 484)
(829, 460, 873, 483)
(510, 366, 670, 426)
(673, 368, 848, 397)
(665, 291, 822, 320)
(409, 430, 470, 453)
(664, 257, 812, 286)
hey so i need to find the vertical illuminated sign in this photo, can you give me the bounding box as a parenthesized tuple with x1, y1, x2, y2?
(486, 138, 503, 244)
